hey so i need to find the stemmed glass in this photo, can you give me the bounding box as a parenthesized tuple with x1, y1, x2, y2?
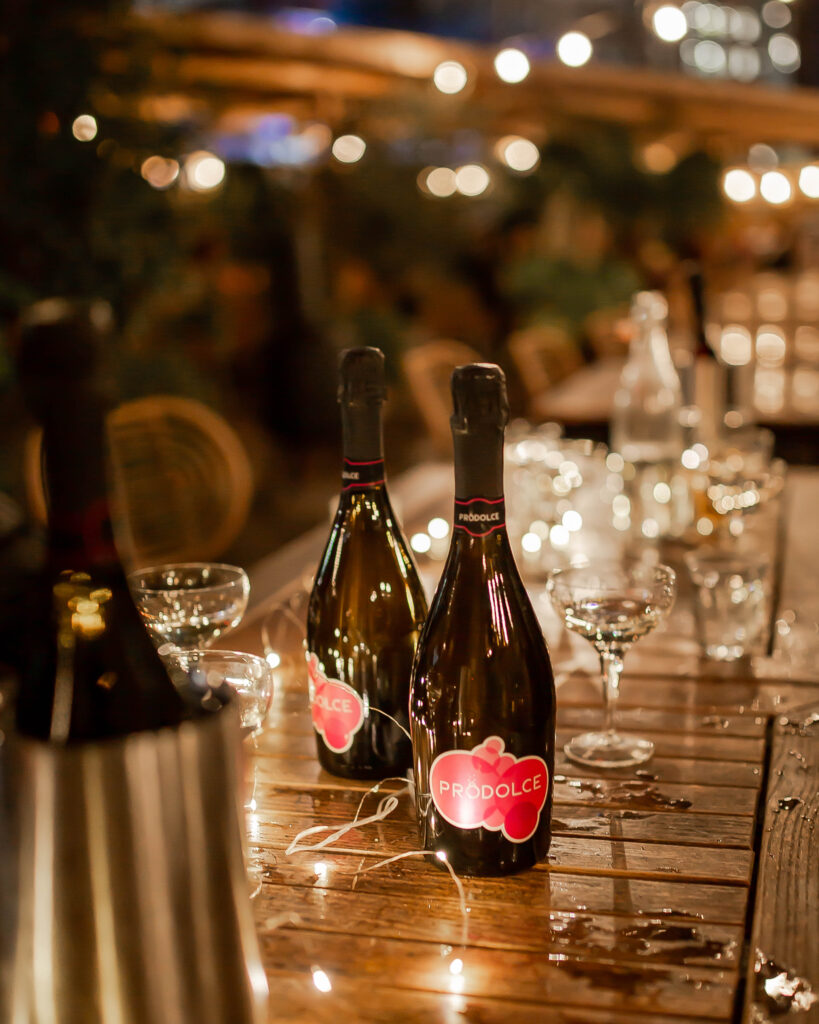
(128, 562, 250, 653)
(546, 561, 676, 768)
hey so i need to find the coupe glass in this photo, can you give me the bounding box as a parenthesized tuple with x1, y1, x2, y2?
(128, 562, 250, 652)
(546, 561, 676, 768)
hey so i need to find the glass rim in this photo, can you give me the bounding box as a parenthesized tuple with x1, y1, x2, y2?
(547, 561, 676, 588)
(128, 561, 249, 596)
(683, 548, 771, 572)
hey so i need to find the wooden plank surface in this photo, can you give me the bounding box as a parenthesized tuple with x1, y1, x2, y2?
(234, 465, 819, 1022)
(742, 704, 819, 1023)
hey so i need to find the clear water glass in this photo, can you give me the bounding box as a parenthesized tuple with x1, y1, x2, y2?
(684, 548, 771, 661)
(546, 560, 676, 768)
(128, 562, 249, 651)
(164, 648, 273, 736)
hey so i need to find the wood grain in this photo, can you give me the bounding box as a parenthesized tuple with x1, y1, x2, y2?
(742, 706, 819, 1023)
(258, 929, 737, 1018)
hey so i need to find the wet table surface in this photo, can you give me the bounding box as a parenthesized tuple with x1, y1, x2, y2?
(231, 464, 819, 1024)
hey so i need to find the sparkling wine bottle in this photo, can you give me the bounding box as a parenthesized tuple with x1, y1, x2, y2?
(410, 363, 556, 876)
(306, 348, 428, 779)
(14, 299, 198, 742)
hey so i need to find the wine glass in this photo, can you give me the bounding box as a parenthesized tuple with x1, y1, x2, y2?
(546, 561, 676, 768)
(128, 562, 249, 653)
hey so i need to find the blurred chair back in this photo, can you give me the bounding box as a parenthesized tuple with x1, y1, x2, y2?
(402, 340, 483, 454)
(25, 395, 253, 567)
(507, 324, 583, 420)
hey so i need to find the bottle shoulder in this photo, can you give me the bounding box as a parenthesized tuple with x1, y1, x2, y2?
(415, 535, 552, 676)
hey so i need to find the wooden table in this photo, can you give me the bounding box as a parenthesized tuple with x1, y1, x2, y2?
(232, 465, 819, 1023)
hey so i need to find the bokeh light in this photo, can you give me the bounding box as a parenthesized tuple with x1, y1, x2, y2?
(799, 166, 819, 199)
(653, 6, 688, 42)
(496, 136, 540, 173)
(141, 155, 180, 190)
(425, 166, 457, 197)
(72, 114, 98, 142)
(557, 32, 593, 67)
(454, 164, 490, 196)
(494, 48, 531, 83)
(331, 135, 366, 163)
(433, 61, 468, 94)
(184, 151, 226, 192)
(722, 168, 756, 203)
(759, 170, 792, 204)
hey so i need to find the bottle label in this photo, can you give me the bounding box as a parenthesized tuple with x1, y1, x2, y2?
(342, 458, 384, 490)
(430, 736, 548, 843)
(453, 497, 505, 537)
(307, 653, 365, 753)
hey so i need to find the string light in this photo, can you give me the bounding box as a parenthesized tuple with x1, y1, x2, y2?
(331, 134, 366, 163)
(799, 166, 819, 199)
(652, 6, 688, 42)
(494, 48, 530, 83)
(141, 155, 179, 190)
(768, 34, 800, 72)
(433, 61, 468, 94)
(72, 114, 98, 142)
(424, 166, 457, 198)
(496, 136, 539, 173)
(454, 164, 490, 196)
(760, 170, 792, 204)
(557, 32, 593, 67)
(184, 151, 225, 192)
(722, 168, 756, 203)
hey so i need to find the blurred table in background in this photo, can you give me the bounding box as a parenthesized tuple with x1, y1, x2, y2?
(534, 355, 819, 465)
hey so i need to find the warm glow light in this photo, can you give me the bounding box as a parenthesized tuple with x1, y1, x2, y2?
(449, 958, 464, 975)
(332, 134, 366, 163)
(455, 164, 490, 196)
(494, 48, 531, 83)
(768, 33, 800, 72)
(410, 532, 432, 554)
(549, 524, 570, 548)
(760, 170, 792, 204)
(720, 325, 753, 366)
(433, 61, 468, 94)
(653, 5, 688, 41)
(522, 532, 542, 553)
(798, 165, 819, 198)
(497, 136, 540, 173)
(723, 168, 756, 203)
(265, 651, 281, 669)
(312, 968, 332, 993)
(562, 510, 583, 532)
(425, 166, 457, 197)
(141, 155, 180, 190)
(185, 151, 226, 191)
(557, 32, 593, 67)
(693, 39, 727, 73)
(72, 114, 98, 141)
(756, 326, 787, 366)
(642, 142, 677, 174)
(762, 0, 791, 28)
(428, 517, 450, 539)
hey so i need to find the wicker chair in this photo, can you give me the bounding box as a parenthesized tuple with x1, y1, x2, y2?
(25, 395, 254, 567)
(402, 340, 483, 455)
(506, 324, 583, 421)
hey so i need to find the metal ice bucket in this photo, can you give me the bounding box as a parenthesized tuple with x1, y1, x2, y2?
(0, 697, 269, 1024)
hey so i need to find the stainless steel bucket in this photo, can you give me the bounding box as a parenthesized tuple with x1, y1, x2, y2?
(1, 699, 269, 1024)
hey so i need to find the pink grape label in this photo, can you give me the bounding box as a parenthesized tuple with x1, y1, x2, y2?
(430, 736, 548, 843)
(307, 653, 365, 753)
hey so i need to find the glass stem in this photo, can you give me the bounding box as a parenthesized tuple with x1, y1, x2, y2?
(600, 649, 624, 736)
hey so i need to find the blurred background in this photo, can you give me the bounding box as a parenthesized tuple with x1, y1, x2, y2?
(1, 0, 818, 571)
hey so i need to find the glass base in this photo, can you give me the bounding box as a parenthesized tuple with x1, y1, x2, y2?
(563, 731, 654, 769)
